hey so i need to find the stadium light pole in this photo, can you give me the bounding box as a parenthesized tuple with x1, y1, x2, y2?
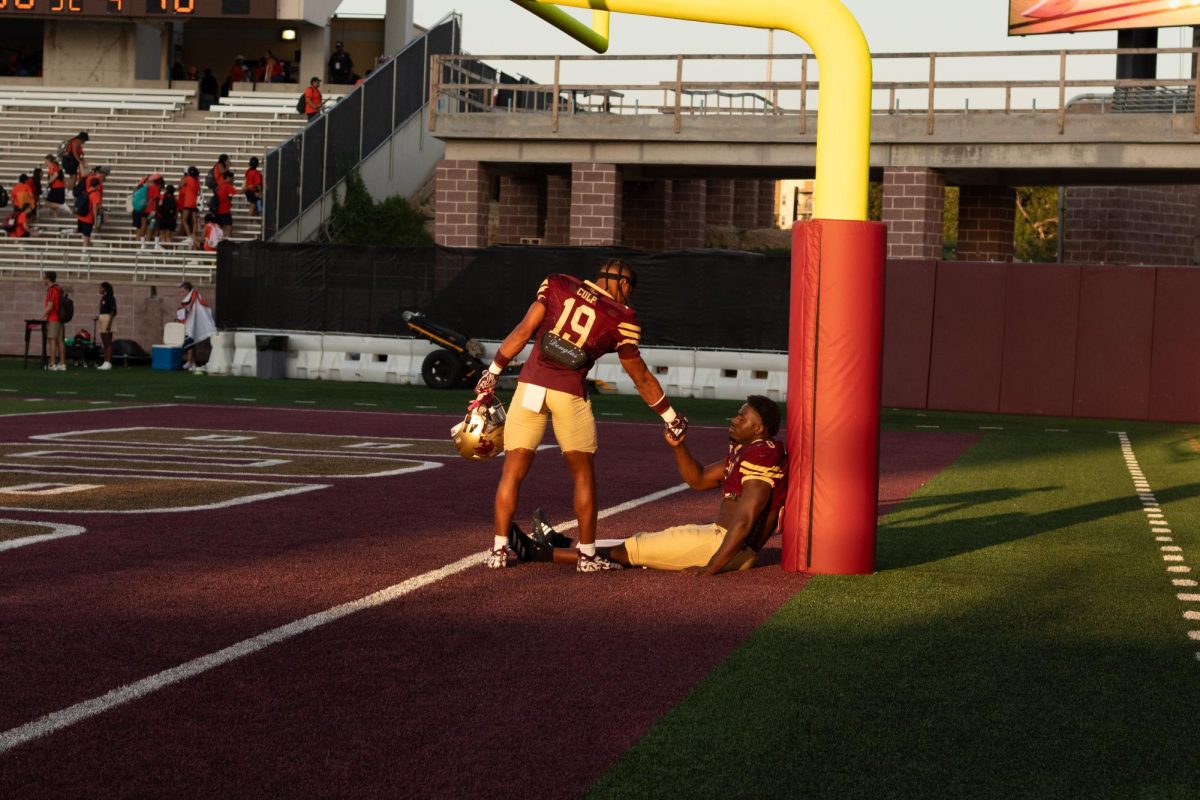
(517, 0, 886, 575)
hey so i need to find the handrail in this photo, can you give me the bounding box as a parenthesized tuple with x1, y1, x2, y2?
(432, 46, 1200, 135)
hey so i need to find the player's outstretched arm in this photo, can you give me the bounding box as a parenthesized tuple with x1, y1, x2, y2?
(620, 353, 687, 439)
(475, 301, 545, 394)
(664, 429, 722, 490)
(685, 480, 772, 576)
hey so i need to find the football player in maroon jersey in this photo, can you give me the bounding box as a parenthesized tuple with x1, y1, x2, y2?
(473, 259, 687, 572)
(510, 395, 786, 575)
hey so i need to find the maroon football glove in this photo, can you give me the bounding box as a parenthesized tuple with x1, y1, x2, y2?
(474, 370, 498, 396)
(665, 415, 688, 442)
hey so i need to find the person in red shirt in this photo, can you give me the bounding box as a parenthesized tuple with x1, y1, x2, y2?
(9, 204, 33, 238)
(215, 169, 237, 237)
(303, 77, 324, 119)
(510, 396, 786, 575)
(209, 154, 229, 194)
(178, 166, 200, 244)
(243, 157, 263, 215)
(44, 154, 66, 211)
(264, 50, 283, 83)
(62, 131, 88, 192)
(472, 259, 687, 571)
(41, 271, 66, 371)
(76, 169, 105, 250)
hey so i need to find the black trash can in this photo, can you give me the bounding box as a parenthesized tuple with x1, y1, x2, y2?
(255, 334, 288, 380)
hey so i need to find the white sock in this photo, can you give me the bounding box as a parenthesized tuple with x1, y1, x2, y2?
(579, 542, 596, 557)
(493, 535, 507, 552)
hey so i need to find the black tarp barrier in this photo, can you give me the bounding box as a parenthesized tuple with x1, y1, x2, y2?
(300, 116, 326, 211)
(217, 244, 789, 351)
(263, 149, 279, 240)
(361, 58, 394, 157)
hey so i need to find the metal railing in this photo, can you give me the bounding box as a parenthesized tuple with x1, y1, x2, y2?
(429, 47, 1200, 136)
(264, 14, 462, 241)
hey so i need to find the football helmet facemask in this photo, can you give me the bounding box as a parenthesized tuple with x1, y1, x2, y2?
(451, 396, 506, 460)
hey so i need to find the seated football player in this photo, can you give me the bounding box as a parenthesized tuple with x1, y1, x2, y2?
(510, 395, 786, 576)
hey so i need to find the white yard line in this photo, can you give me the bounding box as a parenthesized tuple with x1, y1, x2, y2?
(0, 481, 689, 754)
(1116, 432, 1199, 662)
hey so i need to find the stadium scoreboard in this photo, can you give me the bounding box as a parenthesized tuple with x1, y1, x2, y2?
(0, 0, 277, 18)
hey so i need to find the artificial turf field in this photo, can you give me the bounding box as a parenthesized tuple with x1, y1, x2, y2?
(1, 358, 1198, 799)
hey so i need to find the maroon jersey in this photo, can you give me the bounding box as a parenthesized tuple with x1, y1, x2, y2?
(723, 438, 787, 548)
(518, 274, 641, 398)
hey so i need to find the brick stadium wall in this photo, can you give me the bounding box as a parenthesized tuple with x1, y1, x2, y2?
(1064, 186, 1200, 266)
(881, 260, 1200, 422)
(622, 180, 672, 250)
(495, 176, 541, 245)
(0, 277, 217, 359)
(434, 160, 491, 248)
(883, 167, 945, 260)
(956, 186, 1016, 262)
(570, 163, 621, 247)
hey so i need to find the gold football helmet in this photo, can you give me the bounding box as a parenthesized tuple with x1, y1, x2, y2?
(451, 396, 506, 460)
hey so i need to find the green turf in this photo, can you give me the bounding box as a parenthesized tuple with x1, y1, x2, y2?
(586, 424, 1200, 800)
(0, 357, 754, 425)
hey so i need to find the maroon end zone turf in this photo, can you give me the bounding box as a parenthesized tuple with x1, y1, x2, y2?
(0, 406, 975, 798)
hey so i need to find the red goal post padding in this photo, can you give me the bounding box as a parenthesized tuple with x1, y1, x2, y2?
(783, 219, 887, 575)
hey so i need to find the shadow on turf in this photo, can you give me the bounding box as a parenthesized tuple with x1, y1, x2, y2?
(875, 482, 1200, 570)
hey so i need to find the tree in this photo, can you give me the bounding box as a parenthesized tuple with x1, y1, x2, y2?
(1014, 186, 1059, 263)
(325, 171, 433, 246)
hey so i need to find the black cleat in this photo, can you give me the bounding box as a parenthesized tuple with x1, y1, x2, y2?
(509, 522, 554, 563)
(531, 508, 574, 549)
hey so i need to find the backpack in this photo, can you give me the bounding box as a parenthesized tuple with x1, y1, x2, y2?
(296, 93, 307, 114)
(0, 186, 7, 208)
(131, 183, 149, 212)
(207, 193, 220, 214)
(73, 190, 90, 217)
(205, 171, 217, 191)
(58, 290, 75, 325)
(56, 137, 72, 161)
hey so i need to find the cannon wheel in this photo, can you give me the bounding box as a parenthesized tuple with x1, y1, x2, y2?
(421, 349, 464, 389)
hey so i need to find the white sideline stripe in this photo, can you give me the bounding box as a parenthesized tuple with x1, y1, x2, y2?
(1186, 611, 1200, 620)
(1179, 594, 1200, 602)
(1162, 546, 1184, 552)
(0, 519, 85, 552)
(1190, 631, 1200, 641)
(1165, 555, 1185, 562)
(0, 552, 483, 756)
(1169, 565, 1193, 573)
(1156, 536, 1174, 542)
(0, 404, 171, 419)
(0, 481, 689, 754)
(1174, 579, 1199, 587)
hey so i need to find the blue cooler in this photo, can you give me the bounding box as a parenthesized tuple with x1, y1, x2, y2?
(152, 345, 184, 370)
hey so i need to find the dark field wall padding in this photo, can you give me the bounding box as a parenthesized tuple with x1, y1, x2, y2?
(1149, 268, 1200, 422)
(927, 261, 1008, 413)
(880, 260, 936, 409)
(217, 244, 791, 351)
(999, 264, 1081, 417)
(1073, 266, 1156, 420)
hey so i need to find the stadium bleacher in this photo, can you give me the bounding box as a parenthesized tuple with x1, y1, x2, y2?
(0, 87, 336, 280)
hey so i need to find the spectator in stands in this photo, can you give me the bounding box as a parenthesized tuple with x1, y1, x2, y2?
(11, 174, 34, 216)
(157, 185, 178, 247)
(264, 50, 284, 83)
(44, 155, 66, 212)
(179, 166, 200, 245)
(198, 67, 219, 111)
(76, 167, 107, 254)
(216, 169, 237, 237)
(201, 213, 224, 252)
(329, 41, 354, 85)
(97, 281, 116, 371)
(303, 77, 324, 119)
(42, 272, 66, 371)
(7, 203, 33, 238)
(208, 155, 229, 193)
(230, 55, 250, 83)
(186, 65, 199, 81)
(243, 157, 263, 216)
(61, 132, 88, 192)
(130, 174, 153, 245)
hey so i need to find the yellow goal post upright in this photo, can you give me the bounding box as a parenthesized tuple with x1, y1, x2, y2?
(513, 0, 887, 576)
